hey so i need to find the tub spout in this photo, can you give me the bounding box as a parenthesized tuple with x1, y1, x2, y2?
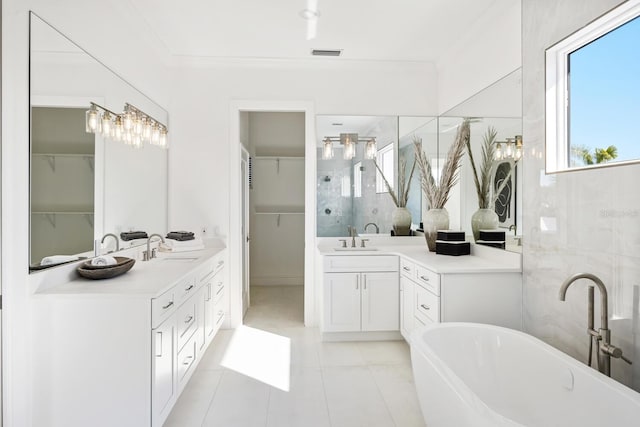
(559, 273, 631, 376)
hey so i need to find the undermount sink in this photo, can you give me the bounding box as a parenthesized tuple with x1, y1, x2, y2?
(161, 256, 200, 262)
(333, 247, 379, 251)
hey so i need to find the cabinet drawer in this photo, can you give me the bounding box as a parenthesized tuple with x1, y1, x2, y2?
(212, 276, 225, 304)
(177, 335, 197, 384)
(175, 276, 197, 305)
(400, 258, 415, 278)
(152, 289, 176, 328)
(324, 255, 398, 272)
(415, 265, 441, 295)
(176, 300, 197, 351)
(415, 285, 440, 324)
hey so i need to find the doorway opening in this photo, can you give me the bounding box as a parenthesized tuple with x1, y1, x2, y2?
(240, 112, 306, 328)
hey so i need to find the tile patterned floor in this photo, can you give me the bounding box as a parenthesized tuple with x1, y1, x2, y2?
(164, 285, 426, 427)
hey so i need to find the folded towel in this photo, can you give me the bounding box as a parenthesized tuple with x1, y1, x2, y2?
(159, 243, 205, 253)
(166, 231, 195, 241)
(41, 255, 80, 266)
(121, 231, 148, 241)
(91, 256, 118, 266)
(164, 237, 203, 247)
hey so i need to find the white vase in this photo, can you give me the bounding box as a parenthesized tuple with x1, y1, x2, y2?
(423, 208, 449, 252)
(471, 208, 499, 242)
(392, 207, 412, 236)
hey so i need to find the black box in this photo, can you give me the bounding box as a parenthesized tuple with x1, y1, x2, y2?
(436, 230, 465, 242)
(476, 240, 506, 249)
(478, 230, 506, 242)
(435, 240, 470, 256)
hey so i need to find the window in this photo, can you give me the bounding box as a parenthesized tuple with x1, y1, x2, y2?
(546, 1, 640, 172)
(376, 143, 394, 193)
(353, 162, 362, 198)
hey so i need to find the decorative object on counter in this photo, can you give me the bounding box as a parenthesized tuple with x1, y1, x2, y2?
(435, 230, 470, 256)
(76, 256, 135, 279)
(466, 126, 500, 241)
(436, 240, 470, 256)
(415, 119, 469, 251)
(374, 156, 416, 236)
(120, 231, 148, 241)
(166, 230, 195, 241)
(90, 255, 117, 266)
(476, 229, 506, 249)
(437, 230, 466, 241)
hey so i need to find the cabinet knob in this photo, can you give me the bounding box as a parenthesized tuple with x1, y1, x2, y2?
(420, 304, 430, 311)
(184, 315, 194, 323)
(403, 266, 411, 271)
(419, 275, 430, 282)
(185, 284, 194, 292)
(162, 301, 174, 310)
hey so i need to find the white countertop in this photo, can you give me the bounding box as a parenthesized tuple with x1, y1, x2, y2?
(317, 236, 521, 274)
(35, 245, 225, 298)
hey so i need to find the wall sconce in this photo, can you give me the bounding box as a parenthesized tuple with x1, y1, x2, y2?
(495, 135, 523, 161)
(321, 133, 377, 160)
(85, 102, 169, 149)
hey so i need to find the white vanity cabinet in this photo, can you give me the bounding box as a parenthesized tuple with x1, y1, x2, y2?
(399, 255, 522, 341)
(33, 247, 227, 427)
(152, 313, 176, 426)
(322, 255, 399, 334)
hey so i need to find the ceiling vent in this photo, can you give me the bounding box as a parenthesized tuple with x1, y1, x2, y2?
(311, 49, 342, 57)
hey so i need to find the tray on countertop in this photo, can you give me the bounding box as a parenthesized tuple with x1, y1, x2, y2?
(77, 256, 135, 279)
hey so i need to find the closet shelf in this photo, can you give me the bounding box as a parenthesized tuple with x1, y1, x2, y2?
(32, 153, 95, 158)
(253, 156, 304, 160)
(32, 211, 94, 215)
(254, 205, 304, 215)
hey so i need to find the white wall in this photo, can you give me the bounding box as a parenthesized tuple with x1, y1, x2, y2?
(2, 1, 170, 425)
(522, 0, 640, 391)
(436, 0, 521, 114)
(168, 59, 438, 237)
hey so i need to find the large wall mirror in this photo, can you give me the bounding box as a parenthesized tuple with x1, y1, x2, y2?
(315, 115, 436, 237)
(29, 12, 169, 270)
(316, 68, 523, 252)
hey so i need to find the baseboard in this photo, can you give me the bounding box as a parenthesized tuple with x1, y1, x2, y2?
(250, 276, 303, 286)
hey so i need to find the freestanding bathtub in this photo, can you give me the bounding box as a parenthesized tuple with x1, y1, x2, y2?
(411, 323, 640, 426)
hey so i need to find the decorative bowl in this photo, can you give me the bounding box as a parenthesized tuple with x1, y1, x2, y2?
(76, 256, 135, 279)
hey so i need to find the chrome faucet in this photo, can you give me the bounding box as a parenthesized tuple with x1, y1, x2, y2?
(364, 222, 379, 234)
(508, 224, 517, 235)
(97, 233, 120, 255)
(559, 273, 631, 376)
(347, 225, 357, 247)
(143, 233, 165, 261)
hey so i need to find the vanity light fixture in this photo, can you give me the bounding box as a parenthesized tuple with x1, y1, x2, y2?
(494, 135, 523, 161)
(85, 102, 169, 149)
(321, 133, 377, 160)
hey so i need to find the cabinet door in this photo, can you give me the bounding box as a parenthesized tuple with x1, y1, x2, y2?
(400, 276, 415, 341)
(203, 282, 215, 340)
(361, 272, 399, 332)
(323, 273, 361, 332)
(152, 315, 175, 427)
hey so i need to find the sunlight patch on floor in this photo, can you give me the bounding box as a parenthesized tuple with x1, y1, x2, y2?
(220, 325, 291, 391)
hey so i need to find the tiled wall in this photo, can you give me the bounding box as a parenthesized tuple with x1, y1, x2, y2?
(523, 0, 640, 390)
(317, 147, 396, 237)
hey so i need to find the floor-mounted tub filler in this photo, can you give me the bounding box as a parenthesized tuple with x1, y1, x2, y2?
(411, 323, 640, 426)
